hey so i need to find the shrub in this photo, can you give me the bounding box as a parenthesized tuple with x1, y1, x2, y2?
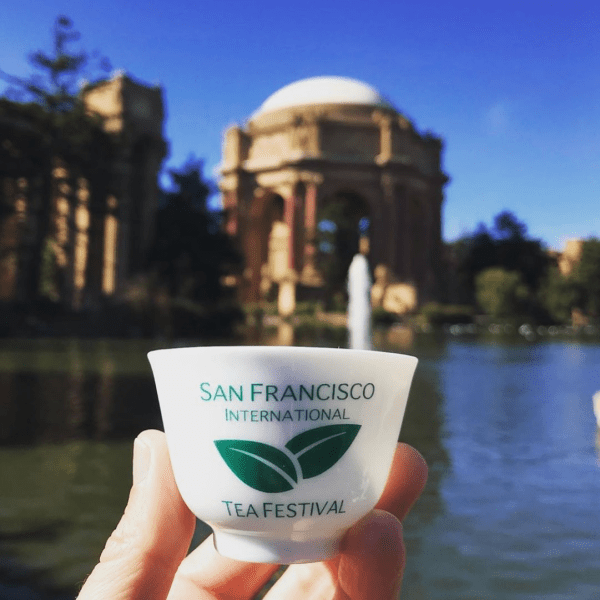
(475, 268, 529, 317)
(420, 302, 475, 326)
(538, 268, 578, 323)
(371, 307, 398, 326)
(294, 301, 320, 316)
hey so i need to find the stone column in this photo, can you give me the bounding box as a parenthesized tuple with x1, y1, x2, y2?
(369, 198, 385, 272)
(245, 212, 263, 303)
(51, 162, 76, 308)
(421, 194, 435, 301)
(301, 181, 322, 285)
(72, 177, 91, 309)
(405, 192, 416, 283)
(374, 112, 393, 164)
(278, 193, 298, 316)
(101, 195, 119, 296)
(83, 174, 109, 307)
(284, 194, 296, 270)
(394, 185, 408, 280)
(413, 193, 428, 296)
(381, 172, 398, 275)
(16, 155, 52, 304)
(0, 178, 25, 300)
(223, 190, 238, 236)
(240, 186, 265, 303)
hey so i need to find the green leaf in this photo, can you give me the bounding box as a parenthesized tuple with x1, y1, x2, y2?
(214, 439, 298, 493)
(285, 424, 361, 479)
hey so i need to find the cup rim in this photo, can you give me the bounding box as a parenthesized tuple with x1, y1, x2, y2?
(148, 345, 418, 364)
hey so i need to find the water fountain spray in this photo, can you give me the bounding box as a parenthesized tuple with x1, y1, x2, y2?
(347, 254, 373, 350)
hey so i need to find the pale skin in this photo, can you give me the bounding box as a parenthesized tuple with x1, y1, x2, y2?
(77, 429, 428, 600)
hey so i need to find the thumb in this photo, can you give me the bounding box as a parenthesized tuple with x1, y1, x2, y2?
(78, 430, 196, 600)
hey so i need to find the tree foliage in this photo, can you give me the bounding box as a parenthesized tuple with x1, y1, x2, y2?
(450, 211, 552, 313)
(0, 17, 115, 307)
(570, 238, 600, 317)
(1, 16, 110, 112)
(147, 160, 242, 306)
(0, 16, 114, 166)
(136, 160, 244, 337)
(534, 239, 600, 324)
(538, 267, 579, 324)
(476, 268, 529, 318)
(454, 220, 600, 324)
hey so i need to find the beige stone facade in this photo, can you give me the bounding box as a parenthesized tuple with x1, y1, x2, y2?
(557, 239, 584, 276)
(83, 72, 167, 294)
(219, 77, 449, 311)
(0, 72, 166, 307)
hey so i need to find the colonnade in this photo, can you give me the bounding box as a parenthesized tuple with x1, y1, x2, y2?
(223, 173, 444, 310)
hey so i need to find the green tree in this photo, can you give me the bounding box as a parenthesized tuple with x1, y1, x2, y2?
(0, 16, 114, 306)
(538, 267, 578, 323)
(537, 239, 600, 323)
(145, 160, 242, 335)
(571, 238, 600, 318)
(475, 267, 529, 318)
(1, 16, 110, 110)
(451, 211, 551, 313)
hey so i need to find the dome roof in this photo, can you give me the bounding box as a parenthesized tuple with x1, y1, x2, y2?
(252, 76, 394, 117)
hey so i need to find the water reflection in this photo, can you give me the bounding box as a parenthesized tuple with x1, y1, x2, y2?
(2, 337, 600, 599)
(0, 340, 163, 446)
(405, 340, 600, 599)
(0, 439, 132, 598)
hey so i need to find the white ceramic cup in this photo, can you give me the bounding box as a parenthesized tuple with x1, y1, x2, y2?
(148, 346, 418, 564)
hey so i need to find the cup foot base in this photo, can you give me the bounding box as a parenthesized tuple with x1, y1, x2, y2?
(213, 529, 343, 564)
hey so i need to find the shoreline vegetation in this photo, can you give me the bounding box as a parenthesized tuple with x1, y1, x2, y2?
(1, 296, 599, 343)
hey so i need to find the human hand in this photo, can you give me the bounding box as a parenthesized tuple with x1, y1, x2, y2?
(77, 429, 428, 600)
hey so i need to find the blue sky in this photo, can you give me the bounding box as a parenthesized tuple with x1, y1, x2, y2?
(2, 0, 599, 249)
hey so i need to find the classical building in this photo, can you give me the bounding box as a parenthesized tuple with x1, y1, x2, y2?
(83, 72, 167, 289)
(219, 76, 449, 312)
(0, 72, 166, 308)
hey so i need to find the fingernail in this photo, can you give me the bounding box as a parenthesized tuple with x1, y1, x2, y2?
(133, 436, 151, 485)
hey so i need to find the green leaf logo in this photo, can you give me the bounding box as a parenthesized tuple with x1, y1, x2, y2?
(215, 424, 361, 493)
(214, 440, 297, 493)
(285, 424, 361, 479)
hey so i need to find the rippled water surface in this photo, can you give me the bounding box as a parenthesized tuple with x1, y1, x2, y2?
(401, 339, 600, 599)
(1, 336, 600, 599)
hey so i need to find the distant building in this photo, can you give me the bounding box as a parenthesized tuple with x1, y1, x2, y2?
(0, 72, 166, 307)
(557, 239, 584, 276)
(219, 76, 449, 311)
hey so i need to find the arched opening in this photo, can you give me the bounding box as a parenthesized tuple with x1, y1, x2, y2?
(316, 190, 370, 309)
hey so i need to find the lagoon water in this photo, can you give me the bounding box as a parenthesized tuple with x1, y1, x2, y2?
(1, 335, 600, 598)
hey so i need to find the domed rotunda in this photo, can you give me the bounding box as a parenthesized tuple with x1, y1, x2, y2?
(219, 76, 449, 311)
